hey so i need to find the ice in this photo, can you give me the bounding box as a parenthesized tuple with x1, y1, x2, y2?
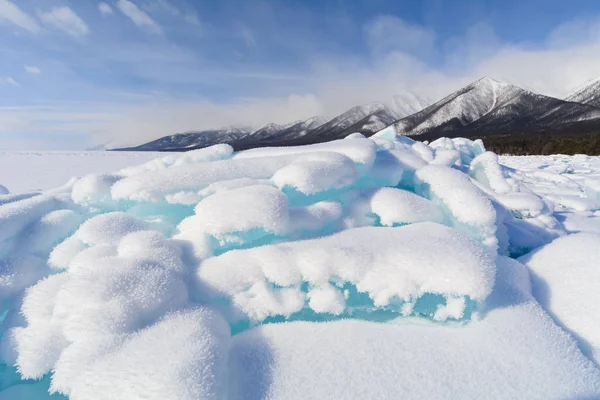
(0, 195, 67, 242)
(69, 212, 150, 247)
(234, 138, 378, 168)
(271, 152, 357, 195)
(71, 174, 121, 208)
(469, 151, 514, 194)
(111, 156, 295, 202)
(3, 138, 600, 399)
(118, 144, 232, 176)
(288, 201, 342, 234)
(520, 232, 600, 364)
(368, 187, 443, 225)
(415, 164, 498, 251)
(0, 185, 8, 195)
(228, 256, 600, 400)
(495, 192, 545, 218)
(196, 223, 495, 322)
(178, 185, 289, 246)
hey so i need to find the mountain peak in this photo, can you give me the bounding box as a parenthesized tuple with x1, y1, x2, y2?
(565, 75, 600, 107)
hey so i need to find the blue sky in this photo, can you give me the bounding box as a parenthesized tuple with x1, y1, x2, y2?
(1, 0, 600, 149)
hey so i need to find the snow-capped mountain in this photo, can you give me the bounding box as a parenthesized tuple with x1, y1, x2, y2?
(395, 77, 524, 136)
(392, 92, 431, 118)
(299, 103, 397, 141)
(395, 77, 600, 139)
(124, 103, 399, 151)
(565, 76, 600, 107)
(118, 77, 600, 152)
(131, 127, 252, 151)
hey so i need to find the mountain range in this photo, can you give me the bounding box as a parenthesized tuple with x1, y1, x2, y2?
(118, 76, 600, 152)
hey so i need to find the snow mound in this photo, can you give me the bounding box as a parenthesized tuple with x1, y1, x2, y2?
(520, 232, 600, 364)
(179, 185, 289, 247)
(368, 187, 443, 225)
(70, 307, 230, 400)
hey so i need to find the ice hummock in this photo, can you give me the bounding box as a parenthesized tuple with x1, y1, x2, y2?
(1, 133, 600, 399)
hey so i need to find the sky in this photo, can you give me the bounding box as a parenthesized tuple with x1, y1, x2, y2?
(2, 0, 600, 149)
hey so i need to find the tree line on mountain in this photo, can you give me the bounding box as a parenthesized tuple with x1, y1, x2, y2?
(477, 132, 600, 156)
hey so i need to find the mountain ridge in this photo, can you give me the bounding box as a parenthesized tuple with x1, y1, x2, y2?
(115, 76, 600, 152)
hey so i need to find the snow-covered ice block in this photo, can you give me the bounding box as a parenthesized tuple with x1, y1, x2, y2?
(112, 155, 297, 202)
(368, 187, 443, 226)
(372, 125, 397, 140)
(271, 152, 357, 195)
(470, 151, 514, 194)
(520, 232, 600, 364)
(71, 174, 121, 207)
(0, 195, 65, 242)
(0, 184, 8, 195)
(48, 212, 151, 270)
(118, 144, 232, 176)
(75, 212, 151, 247)
(234, 138, 377, 168)
(196, 222, 495, 322)
(430, 149, 461, 166)
(69, 307, 230, 400)
(495, 192, 545, 218)
(178, 185, 289, 246)
(22, 210, 84, 257)
(228, 255, 600, 400)
(415, 164, 498, 251)
(345, 132, 365, 139)
(288, 201, 343, 233)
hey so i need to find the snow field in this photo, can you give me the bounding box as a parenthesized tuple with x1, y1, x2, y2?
(1, 136, 600, 398)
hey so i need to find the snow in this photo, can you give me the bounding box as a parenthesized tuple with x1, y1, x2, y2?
(196, 223, 496, 322)
(271, 152, 358, 195)
(234, 138, 377, 168)
(229, 256, 600, 400)
(415, 164, 498, 251)
(69, 307, 230, 400)
(179, 185, 289, 246)
(396, 77, 521, 136)
(368, 187, 443, 225)
(2, 138, 600, 399)
(520, 233, 600, 364)
(0, 151, 162, 193)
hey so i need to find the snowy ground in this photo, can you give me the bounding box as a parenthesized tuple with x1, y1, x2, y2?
(1, 134, 600, 399)
(0, 151, 163, 193)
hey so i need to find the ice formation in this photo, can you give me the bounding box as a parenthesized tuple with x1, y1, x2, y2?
(1, 134, 600, 399)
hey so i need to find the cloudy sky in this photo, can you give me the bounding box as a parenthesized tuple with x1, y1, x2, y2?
(2, 0, 600, 149)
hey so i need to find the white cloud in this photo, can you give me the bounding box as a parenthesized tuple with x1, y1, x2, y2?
(116, 0, 162, 34)
(98, 2, 113, 15)
(38, 6, 90, 37)
(144, 0, 200, 26)
(0, 76, 19, 86)
(24, 65, 41, 74)
(364, 15, 435, 58)
(0, 0, 40, 33)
